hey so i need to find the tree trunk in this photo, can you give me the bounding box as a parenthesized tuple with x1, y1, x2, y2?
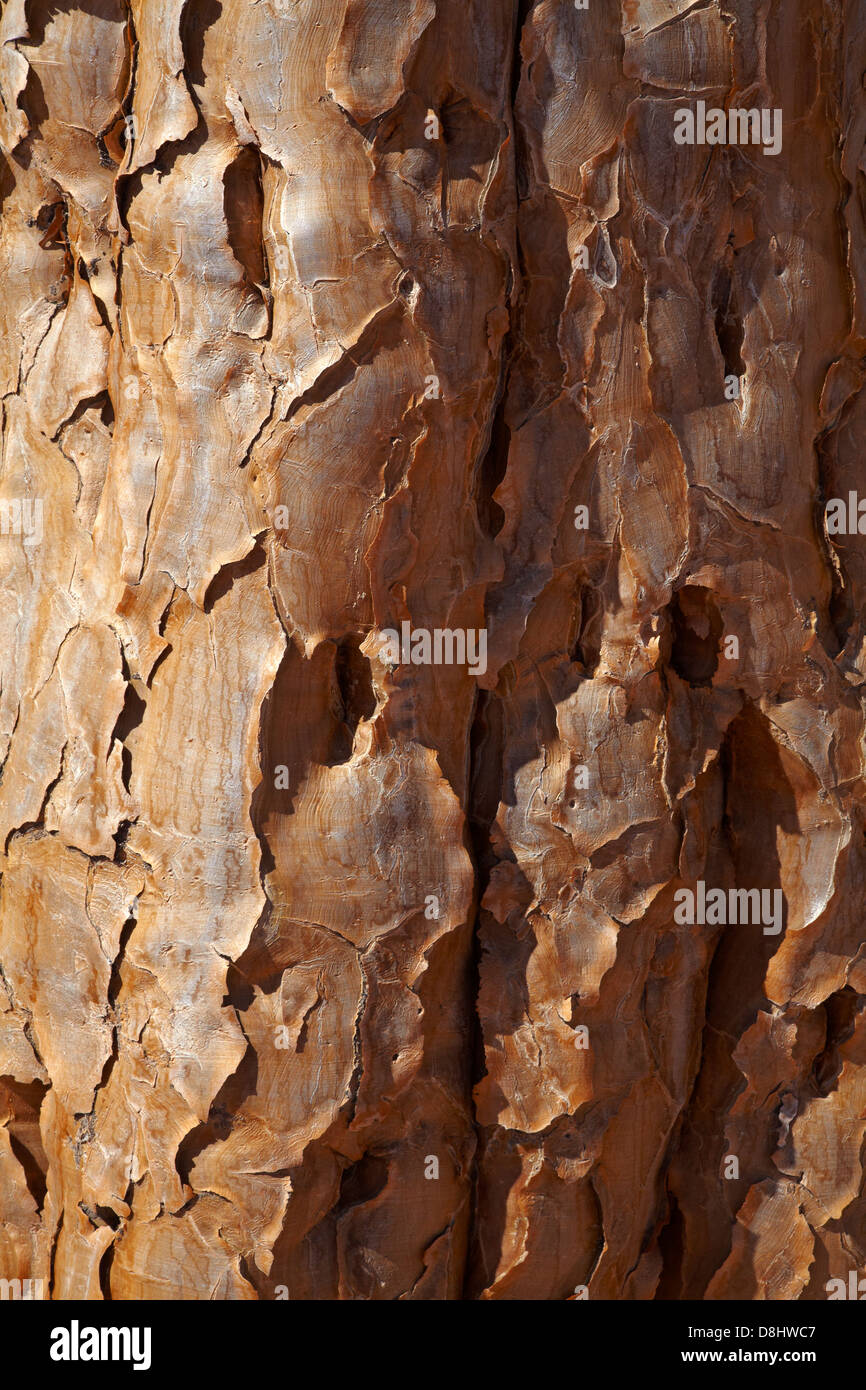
(1, 0, 864, 1301)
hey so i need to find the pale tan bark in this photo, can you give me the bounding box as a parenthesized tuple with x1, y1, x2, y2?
(0, 0, 864, 1301)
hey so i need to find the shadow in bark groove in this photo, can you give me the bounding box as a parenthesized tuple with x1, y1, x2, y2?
(657, 701, 799, 1298)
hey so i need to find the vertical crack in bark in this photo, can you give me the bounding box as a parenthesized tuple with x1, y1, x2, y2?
(460, 684, 504, 1296)
(453, 0, 533, 1300)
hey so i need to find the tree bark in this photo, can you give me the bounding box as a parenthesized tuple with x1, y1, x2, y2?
(0, 0, 864, 1301)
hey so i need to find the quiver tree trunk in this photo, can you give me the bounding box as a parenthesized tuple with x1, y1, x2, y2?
(0, 0, 865, 1302)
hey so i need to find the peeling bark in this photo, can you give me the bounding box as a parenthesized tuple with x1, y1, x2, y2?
(0, 0, 865, 1302)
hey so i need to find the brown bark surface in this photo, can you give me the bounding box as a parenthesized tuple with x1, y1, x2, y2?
(0, 0, 865, 1301)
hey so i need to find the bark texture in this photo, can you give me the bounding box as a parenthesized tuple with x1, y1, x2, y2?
(1, 0, 865, 1301)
